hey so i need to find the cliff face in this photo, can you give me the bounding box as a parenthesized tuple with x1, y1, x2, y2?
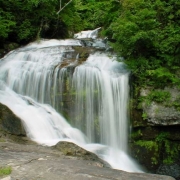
(130, 86, 180, 179)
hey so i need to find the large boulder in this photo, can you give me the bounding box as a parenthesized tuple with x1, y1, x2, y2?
(140, 87, 180, 126)
(54, 141, 110, 168)
(0, 103, 26, 136)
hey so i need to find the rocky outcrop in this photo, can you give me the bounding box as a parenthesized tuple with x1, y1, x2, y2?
(130, 86, 180, 179)
(54, 141, 110, 168)
(0, 103, 25, 136)
(144, 102, 180, 125)
(141, 87, 180, 126)
(0, 142, 175, 180)
(131, 86, 180, 128)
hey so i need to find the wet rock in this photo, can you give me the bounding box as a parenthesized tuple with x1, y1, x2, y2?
(54, 141, 110, 168)
(0, 103, 26, 136)
(157, 164, 180, 179)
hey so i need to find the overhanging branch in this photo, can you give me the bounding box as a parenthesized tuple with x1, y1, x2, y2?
(57, 0, 73, 14)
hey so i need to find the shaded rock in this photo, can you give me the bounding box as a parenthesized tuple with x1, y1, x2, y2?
(54, 141, 110, 168)
(157, 164, 180, 179)
(0, 103, 26, 136)
(4, 43, 19, 52)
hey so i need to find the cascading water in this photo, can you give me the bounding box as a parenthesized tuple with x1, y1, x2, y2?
(0, 29, 142, 172)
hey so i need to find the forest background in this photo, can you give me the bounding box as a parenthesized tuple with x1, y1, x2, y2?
(1, 0, 180, 87)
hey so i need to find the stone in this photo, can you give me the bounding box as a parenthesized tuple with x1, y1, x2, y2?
(0, 142, 175, 180)
(144, 102, 180, 125)
(130, 86, 180, 175)
(140, 87, 180, 126)
(157, 164, 180, 179)
(0, 103, 26, 136)
(0, 176, 11, 180)
(54, 141, 110, 168)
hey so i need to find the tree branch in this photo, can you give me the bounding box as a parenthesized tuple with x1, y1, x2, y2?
(57, 0, 73, 14)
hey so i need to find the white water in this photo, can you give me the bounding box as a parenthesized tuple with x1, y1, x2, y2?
(0, 31, 142, 172)
(74, 27, 101, 39)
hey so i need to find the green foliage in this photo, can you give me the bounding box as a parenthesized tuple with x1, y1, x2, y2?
(156, 132, 179, 164)
(146, 67, 180, 87)
(169, 96, 180, 111)
(105, 0, 180, 87)
(138, 90, 171, 110)
(135, 140, 158, 151)
(74, 0, 121, 31)
(1, 0, 180, 89)
(0, 0, 83, 45)
(135, 132, 179, 165)
(131, 129, 142, 139)
(155, 132, 170, 143)
(142, 112, 148, 120)
(0, 166, 12, 176)
(146, 90, 171, 103)
(135, 140, 159, 164)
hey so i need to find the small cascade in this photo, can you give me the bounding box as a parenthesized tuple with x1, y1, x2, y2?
(0, 29, 142, 172)
(74, 27, 101, 39)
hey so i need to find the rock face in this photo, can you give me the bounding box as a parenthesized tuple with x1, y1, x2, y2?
(144, 102, 180, 125)
(0, 103, 26, 137)
(130, 86, 180, 179)
(54, 141, 110, 168)
(141, 87, 180, 126)
(0, 142, 175, 180)
(157, 164, 180, 180)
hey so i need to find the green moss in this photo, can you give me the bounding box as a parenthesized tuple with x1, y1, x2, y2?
(141, 90, 171, 106)
(155, 132, 170, 142)
(142, 112, 148, 120)
(135, 140, 159, 165)
(163, 141, 179, 164)
(131, 129, 142, 139)
(135, 140, 158, 152)
(0, 166, 12, 177)
(165, 95, 180, 111)
(155, 132, 179, 164)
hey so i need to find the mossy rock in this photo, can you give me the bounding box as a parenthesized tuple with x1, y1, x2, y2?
(130, 126, 180, 174)
(54, 141, 110, 168)
(130, 140, 160, 172)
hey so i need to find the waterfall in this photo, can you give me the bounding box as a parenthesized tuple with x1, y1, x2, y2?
(0, 32, 142, 172)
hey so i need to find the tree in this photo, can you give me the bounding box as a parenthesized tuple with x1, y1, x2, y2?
(0, 0, 82, 45)
(106, 0, 180, 86)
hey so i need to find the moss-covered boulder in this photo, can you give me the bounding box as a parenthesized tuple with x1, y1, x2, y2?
(54, 141, 110, 168)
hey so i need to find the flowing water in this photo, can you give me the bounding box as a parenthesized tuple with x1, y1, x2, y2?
(0, 29, 142, 172)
